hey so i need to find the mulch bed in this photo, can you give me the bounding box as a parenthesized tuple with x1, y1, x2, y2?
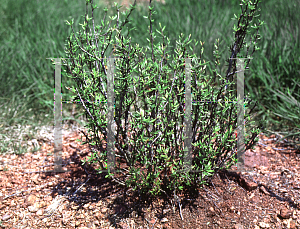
(0, 123, 299, 228)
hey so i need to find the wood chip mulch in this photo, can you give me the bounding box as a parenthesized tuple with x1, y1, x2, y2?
(0, 123, 300, 229)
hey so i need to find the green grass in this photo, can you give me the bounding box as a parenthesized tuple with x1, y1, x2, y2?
(0, 0, 299, 155)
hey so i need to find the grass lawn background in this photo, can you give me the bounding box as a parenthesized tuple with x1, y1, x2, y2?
(0, 0, 299, 154)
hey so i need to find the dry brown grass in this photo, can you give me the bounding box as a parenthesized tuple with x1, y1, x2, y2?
(99, 0, 166, 13)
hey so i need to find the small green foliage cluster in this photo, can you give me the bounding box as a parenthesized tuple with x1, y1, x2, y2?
(63, 0, 263, 198)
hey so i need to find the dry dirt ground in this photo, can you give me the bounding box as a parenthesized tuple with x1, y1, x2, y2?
(0, 119, 299, 228)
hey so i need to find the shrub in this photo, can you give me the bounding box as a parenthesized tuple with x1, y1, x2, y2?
(62, 0, 263, 199)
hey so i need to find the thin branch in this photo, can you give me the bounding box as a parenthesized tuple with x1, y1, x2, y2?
(149, 0, 154, 62)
